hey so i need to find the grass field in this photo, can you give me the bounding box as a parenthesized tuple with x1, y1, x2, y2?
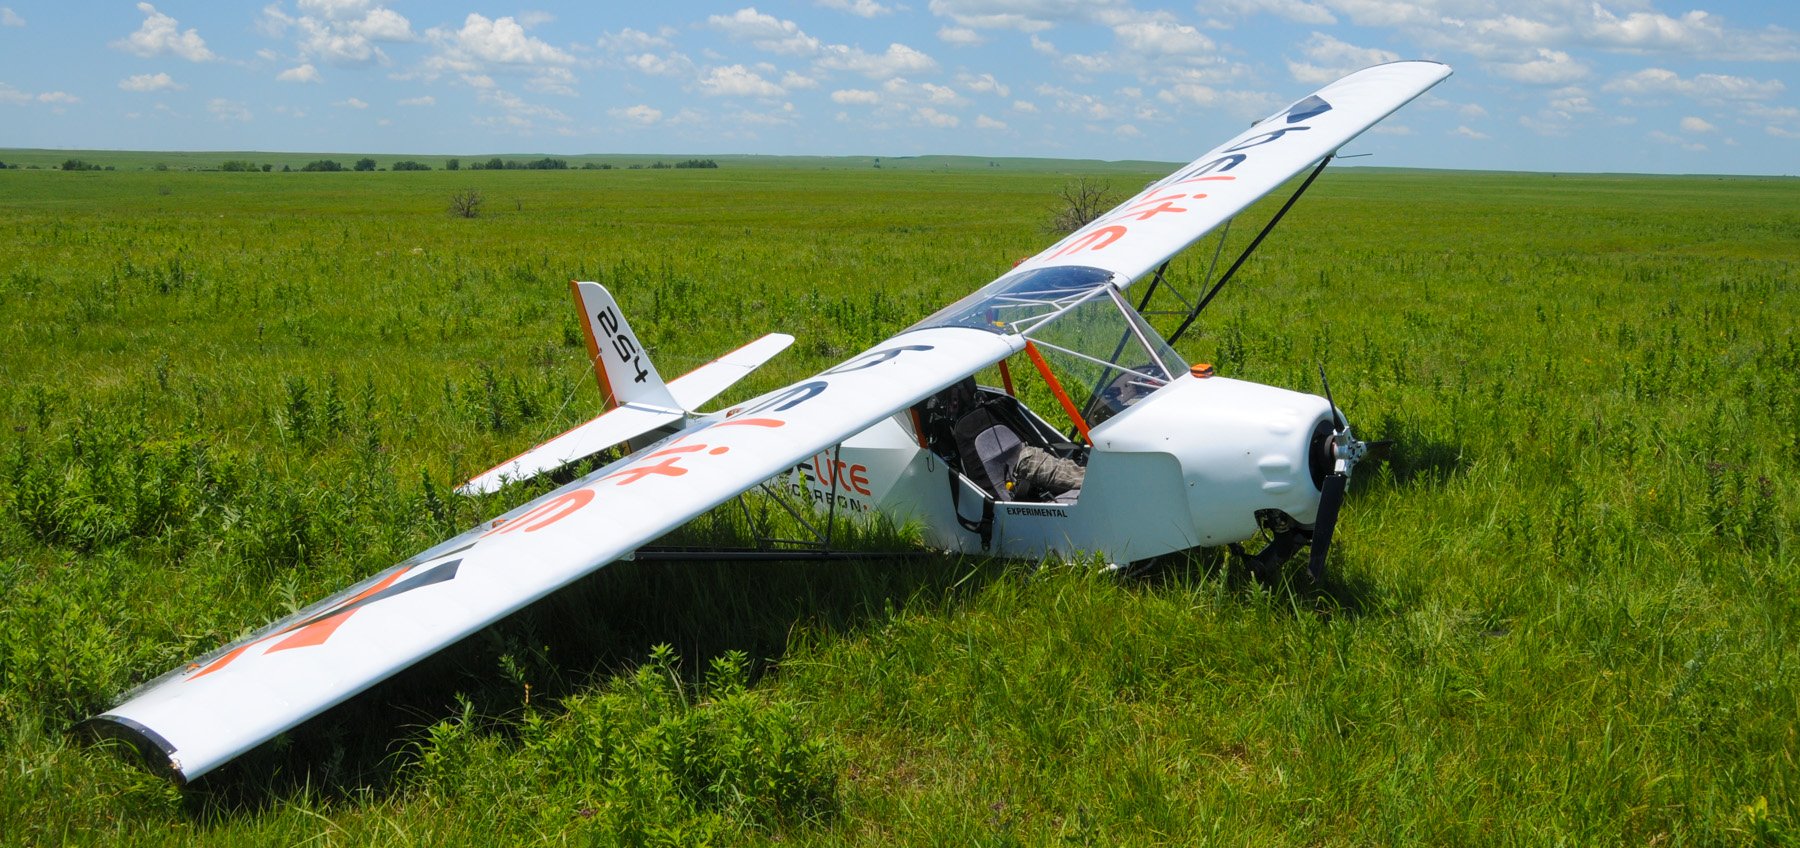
(0, 161, 1796, 846)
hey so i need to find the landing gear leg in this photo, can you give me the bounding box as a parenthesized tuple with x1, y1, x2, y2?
(1231, 510, 1310, 582)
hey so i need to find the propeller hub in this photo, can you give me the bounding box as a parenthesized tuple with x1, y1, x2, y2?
(1330, 431, 1368, 475)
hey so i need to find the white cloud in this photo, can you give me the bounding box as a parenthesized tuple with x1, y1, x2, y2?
(938, 26, 985, 46)
(1604, 68, 1785, 101)
(209, 98, 252, 121)
(1585, 6, 1720, 53)
(439, 13, 572, 65)
(114, 2, 214, 62)
(0, 82, 30, 105)
(817, 0, 893, 17)
(264, 1, 414, 66)
(36, 91, 78, 105)
(958, 72, 1010, 97)
(1157, 82, 1218, 106)
(1286, 32, 1397, 84)
(1452, 125, 1488, 140)
(598, 28, 670, 51)
(1036, 83, 1115, 120)
(0, 7, 22, 26)
(817, 42, 938, 78)
(831, 88, 881, 104)
(398, 94, 434, 106)
(916, 106, 960, 127)
(708, 8, 821, 56)
(976, 113, 1008, 129)
(475, 88, 570, 128)
(920, 82, 963, 104)
(1111, 16, 1214, 56)
(1649, 129, 1705, 151)
(1012, 99, 1038, 113)
(1547, 87, 1591, 114)
(1492, 47, 1589, 85)
(277, 63, 322, 83)
(527, 66, 578, 96)
(352, 7, 412, 40)
(1195, 0, 1333, 26)
(782, 71, 820, 90)
(610, 104, 663, 125)
(119, 72, 181, 92)
(700, 64, 784, 97)
(337, 96, 369, 109)
(625, 52, 696, 77)
(927, 0, 1094, 33)
(1679, 116, 1715, 133)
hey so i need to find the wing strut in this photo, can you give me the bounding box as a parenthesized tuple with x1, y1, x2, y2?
(1165, 154, 1334, 347)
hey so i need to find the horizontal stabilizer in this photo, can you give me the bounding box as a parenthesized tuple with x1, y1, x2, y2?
(458, 334, 793, 495)
(457, 404, 683, 495)
(668, 333, 795, 412)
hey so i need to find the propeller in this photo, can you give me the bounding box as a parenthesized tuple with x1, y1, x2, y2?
(1308, 365, 1368, 582)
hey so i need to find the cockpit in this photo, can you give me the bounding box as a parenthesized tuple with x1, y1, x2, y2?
(911, 265, 1188, 504)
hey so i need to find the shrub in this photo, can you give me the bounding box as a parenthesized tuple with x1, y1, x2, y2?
(301, 159, 344, 172)
(1046, 177, 1118, 234)
(392, 160, 431, 171)
(408, 647, 840, 839)
(354, 157, 377, 172)
(448, 188, 484, 219)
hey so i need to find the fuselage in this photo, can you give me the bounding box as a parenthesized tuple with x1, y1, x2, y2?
(783, 327, 1338, 565)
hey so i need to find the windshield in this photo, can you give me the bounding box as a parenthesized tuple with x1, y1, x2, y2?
(1021, 286, 1187, 426)
(916, 265, 1188, 428)
(907, 265, 1115, 335)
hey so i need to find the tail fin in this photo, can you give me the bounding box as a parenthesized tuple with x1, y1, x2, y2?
(570, 280, 678, 412)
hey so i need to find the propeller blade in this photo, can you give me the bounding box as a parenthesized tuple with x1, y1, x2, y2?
(1309, 472, 1347, 582)
(1363, 439, 1394, 463)
(1317, 365, 1345, 432)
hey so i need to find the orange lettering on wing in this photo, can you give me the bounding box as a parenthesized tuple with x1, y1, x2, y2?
(1048, 225, 1128, 258)
(266, 566, 413, 654)
(1171, 174, 1236, 187)
(484, 488, 598, 536)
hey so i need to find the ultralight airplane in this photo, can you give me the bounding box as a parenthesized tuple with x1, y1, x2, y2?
(93, 61, 1452, 782)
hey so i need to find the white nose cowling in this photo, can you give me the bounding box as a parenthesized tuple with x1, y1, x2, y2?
(1091, 373, 1337, 549)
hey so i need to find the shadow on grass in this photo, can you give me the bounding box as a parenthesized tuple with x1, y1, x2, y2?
(155, 544, 1004, 819)
(1364, 414, 1470, 490)
(1125, 545, 1389, 622)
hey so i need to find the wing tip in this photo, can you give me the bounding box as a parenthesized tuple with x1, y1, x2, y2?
(84, 714, 190, 785)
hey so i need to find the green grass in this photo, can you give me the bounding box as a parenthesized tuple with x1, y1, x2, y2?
(0, 163, 1796, 845)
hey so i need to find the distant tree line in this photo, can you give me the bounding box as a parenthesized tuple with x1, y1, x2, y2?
(14, 156, 720, 173)
(468, 157, 571, 170)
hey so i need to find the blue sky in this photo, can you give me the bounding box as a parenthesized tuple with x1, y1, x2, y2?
(1, 1, 1795, 173)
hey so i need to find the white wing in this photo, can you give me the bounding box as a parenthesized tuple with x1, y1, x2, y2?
(1017, 61, 1451, 287)
(94, 326, 1020, 782)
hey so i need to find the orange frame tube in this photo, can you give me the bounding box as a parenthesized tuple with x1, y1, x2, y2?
(1023, 341, 1092, 445)
(997, 359, 1016, 397)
